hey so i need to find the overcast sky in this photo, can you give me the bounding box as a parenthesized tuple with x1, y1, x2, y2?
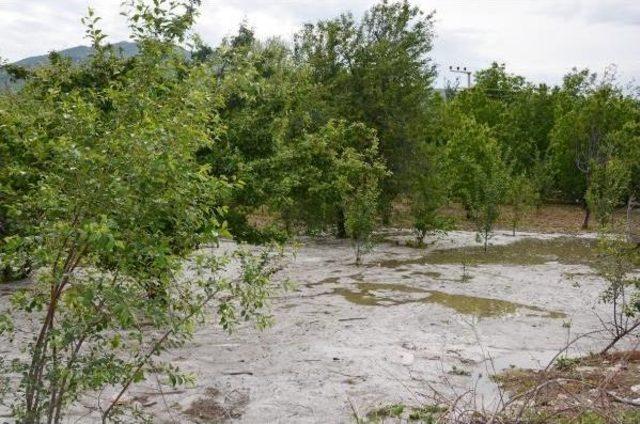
(1, 0, 638, 87)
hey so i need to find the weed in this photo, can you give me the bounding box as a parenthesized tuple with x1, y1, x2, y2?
(448, 365, 471, 376)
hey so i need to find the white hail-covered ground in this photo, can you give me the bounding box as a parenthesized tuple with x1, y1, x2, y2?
(0, 230, 619, 423)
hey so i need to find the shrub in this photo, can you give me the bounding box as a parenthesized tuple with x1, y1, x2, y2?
(410, 145, 452, 246)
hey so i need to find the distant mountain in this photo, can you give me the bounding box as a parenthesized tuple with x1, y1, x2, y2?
(2, 43, 448, 96)
(13, 41, 139, 68)
(0, 41, 139, 89)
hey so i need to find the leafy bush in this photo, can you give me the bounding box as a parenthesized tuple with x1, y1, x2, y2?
(343, 179, 380, 265)
(586, 158, 631, 227)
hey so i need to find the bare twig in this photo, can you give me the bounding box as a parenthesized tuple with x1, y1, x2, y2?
(607, 391, 640, 407)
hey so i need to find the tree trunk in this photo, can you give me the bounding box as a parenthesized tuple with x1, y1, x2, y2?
(581, 206, 590, 230)
(600, 319, 640, 355)
(582, 171, 591, 229)
(336, 208, 347, 239)
(465, 204, 473, 220)
(380, 210, 390, 226)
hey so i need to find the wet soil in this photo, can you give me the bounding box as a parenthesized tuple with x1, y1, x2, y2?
(374, 236, 597, 268)
(329, 281, 565, 319)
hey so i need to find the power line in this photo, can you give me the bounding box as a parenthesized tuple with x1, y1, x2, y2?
(449, 65, 472, 88)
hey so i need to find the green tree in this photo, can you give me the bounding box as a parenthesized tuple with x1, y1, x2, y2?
(473, 172, 507, 252)
(251, 120, 386, 240)
(294, 0, 437, 215)
(500, 84, 557, 173)
(586, 158, 631, 227)
(409, 144, 452, 246)
(445, 117, 508, 251)
(450, 63, 557, 176)
(343, 176, 381, 265)
(548, 68, 638, 228)
(196, 24, 325, 242)
(0, 3, 284, 422)
(453, 63, 526, 131)
(607, 122, 640, 200)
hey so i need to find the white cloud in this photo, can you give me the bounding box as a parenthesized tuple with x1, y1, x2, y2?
(1, 0, 638, 86)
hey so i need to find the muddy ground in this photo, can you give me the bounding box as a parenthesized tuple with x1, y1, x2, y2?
(0, 230, 625, 423)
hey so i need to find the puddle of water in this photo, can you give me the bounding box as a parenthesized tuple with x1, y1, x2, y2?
(409, 270, 442, 279)
(373, 237, 596, 268)
(332, 282, 566, 319)
(333, 282, 424, 307)
(423, 291, 519, 318)
(305, 272, 372, 288)
(305, 276, 340, 288)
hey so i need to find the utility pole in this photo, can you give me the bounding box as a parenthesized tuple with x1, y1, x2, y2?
(449, 65, 472, 88)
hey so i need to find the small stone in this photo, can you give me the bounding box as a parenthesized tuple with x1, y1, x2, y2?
(631, 384, 640, 394)
(402, 342, 417, 350)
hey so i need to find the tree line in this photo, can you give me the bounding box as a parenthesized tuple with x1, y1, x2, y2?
(2, 1, 640, 261)
(196, 0, 639, 253)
